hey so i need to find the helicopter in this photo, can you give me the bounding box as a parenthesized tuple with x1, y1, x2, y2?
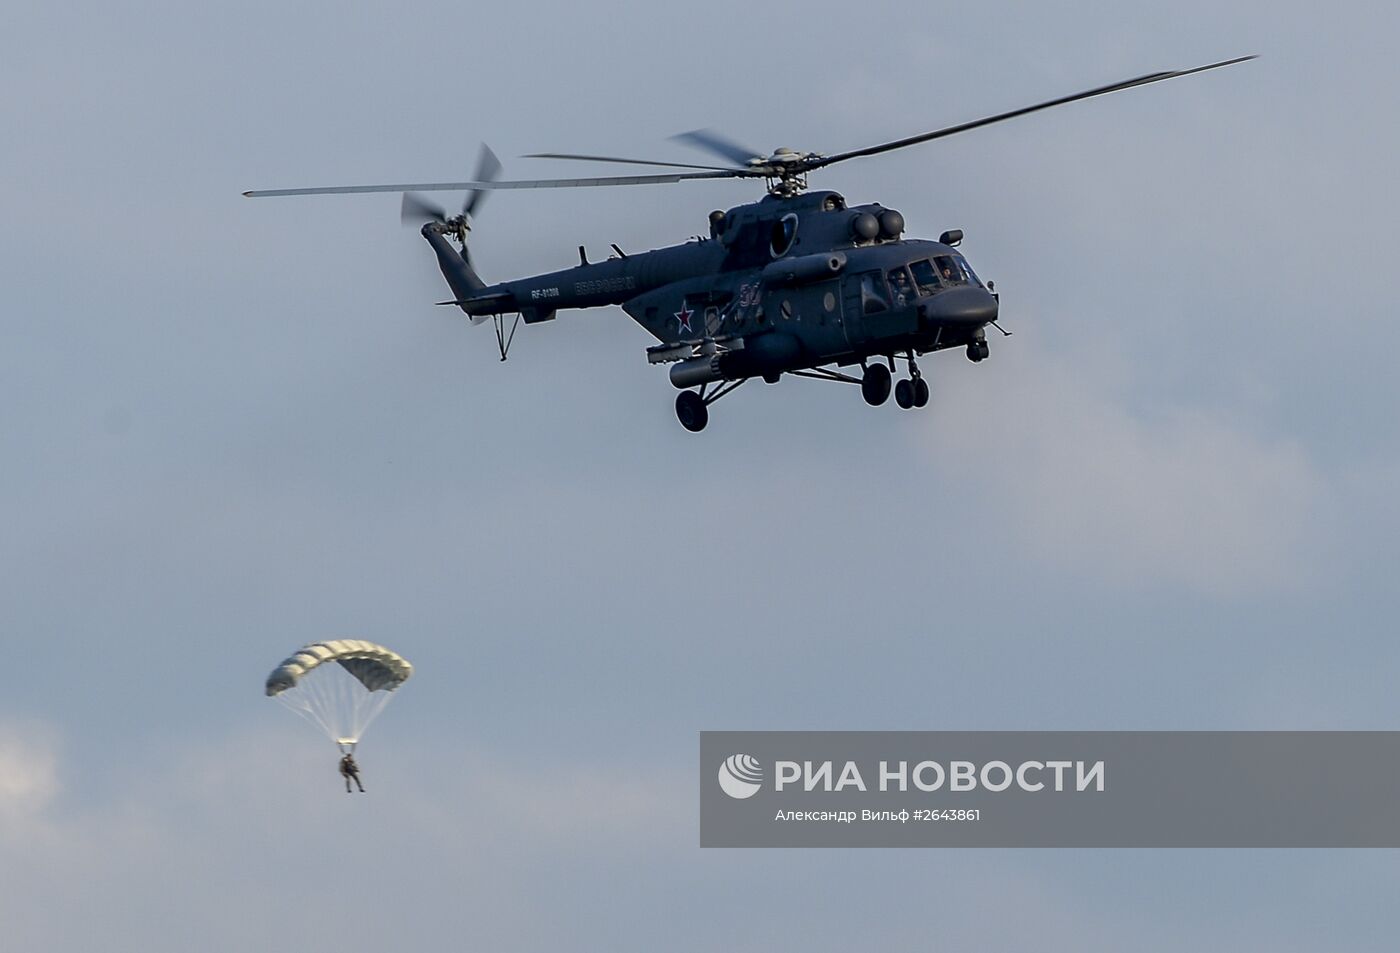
(245, 55, 1254, 432)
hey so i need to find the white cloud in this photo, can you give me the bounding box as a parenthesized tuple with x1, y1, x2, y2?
(0, 721, 59, 826)
(0, 723, 691, 951)
(924, 341, 1326, 595)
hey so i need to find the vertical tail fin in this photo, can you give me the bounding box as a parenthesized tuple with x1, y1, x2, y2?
(421, 224, 486, 305)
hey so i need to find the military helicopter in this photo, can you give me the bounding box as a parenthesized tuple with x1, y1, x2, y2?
(245, 55, 1253, 432)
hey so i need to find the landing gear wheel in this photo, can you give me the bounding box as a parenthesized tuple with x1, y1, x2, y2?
(895, 379, 914, 409)
(675, 390, 709, 432)
(967, 341, 989, 362)
(861, 363, 892, 406)
(913, 377, 930, 407)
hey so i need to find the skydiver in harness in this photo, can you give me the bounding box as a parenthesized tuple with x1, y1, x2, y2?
(339, 752, 364, 793)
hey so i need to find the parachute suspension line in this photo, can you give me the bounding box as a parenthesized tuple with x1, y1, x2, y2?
(272, 660, 399, 749)
(265, 640, 412, 752)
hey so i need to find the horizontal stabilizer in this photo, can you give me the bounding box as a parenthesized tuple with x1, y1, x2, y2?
(435, 291, 514, 326)
(434, 291, 515, 308)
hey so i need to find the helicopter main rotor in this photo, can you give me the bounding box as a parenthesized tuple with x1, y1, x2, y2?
(244, 55, 1255, 202)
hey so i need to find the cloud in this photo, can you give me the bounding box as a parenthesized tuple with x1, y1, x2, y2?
(0, 721, 59, 827)
(5, 718, 1399, 953)
(0, 721, 691, 951)
(925, 341, 1326, 595)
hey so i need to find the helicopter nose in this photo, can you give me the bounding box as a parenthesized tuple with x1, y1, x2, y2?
(923, 286, 998, 326)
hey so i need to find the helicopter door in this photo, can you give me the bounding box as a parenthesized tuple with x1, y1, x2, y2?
(842, 270, 889, 347)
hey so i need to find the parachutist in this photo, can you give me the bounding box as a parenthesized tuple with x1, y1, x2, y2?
(340, 753, 364, 793)
(265, 641, 412, 794)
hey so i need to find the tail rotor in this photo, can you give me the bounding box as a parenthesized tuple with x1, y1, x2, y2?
(400, 191, 449, 226)
(461, 144, 501, 220)
(400, 143, 501, 244)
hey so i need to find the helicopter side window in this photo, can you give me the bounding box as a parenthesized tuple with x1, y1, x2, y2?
(910, 259, 942, 296)
(859, 272, 889, 314)
(886, 266, 914, 307)
(770, 213, 799, 257)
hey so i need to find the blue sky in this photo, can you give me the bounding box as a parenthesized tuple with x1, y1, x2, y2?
(3, 1, 1398, 949)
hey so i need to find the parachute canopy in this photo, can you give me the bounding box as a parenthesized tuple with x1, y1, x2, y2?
(266, 640, 413, 750)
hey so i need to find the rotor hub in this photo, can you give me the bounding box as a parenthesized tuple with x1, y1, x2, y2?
(425, 215, 471, 245)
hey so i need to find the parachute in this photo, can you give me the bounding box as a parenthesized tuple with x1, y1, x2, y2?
(265, 640, 413, 751)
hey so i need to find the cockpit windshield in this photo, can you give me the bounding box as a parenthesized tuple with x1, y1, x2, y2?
(910, 259, 941, 296)
(931, 255, 981, 288)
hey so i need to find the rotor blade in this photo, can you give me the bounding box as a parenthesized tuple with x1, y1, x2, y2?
(400, 191, 447, 225)
(671, 129, 764, 168)
(243, 169, 745, 198)
(524, 152, 741, 173)
(463, 143, 503, 219)
(810, 54, 1258, 170)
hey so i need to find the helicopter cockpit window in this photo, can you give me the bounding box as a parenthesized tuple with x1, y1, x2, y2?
(770, 213, 799, 258)
(933, 255, 983, 288)
(933, 256, 968, 286)
(910, 259, 942, 296)
(859, 272, 889, 314)
(956, 254, 983, 287)
(886, 266, 914, 307)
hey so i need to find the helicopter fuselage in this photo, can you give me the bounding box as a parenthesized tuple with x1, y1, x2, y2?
(438, 189, 999, 386)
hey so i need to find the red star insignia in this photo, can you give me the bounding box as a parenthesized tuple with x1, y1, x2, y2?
(673, 304, 694, 334)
